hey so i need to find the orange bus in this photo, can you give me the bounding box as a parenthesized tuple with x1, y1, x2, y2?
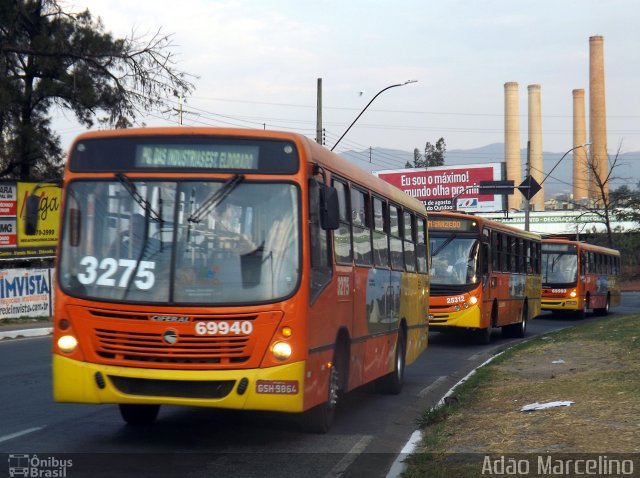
(541, 239, 620, 318)
(27, 127, 429, 432)
(427, 211, 541, 344)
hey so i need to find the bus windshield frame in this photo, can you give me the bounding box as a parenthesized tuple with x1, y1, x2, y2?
(58, 177, 301, 305)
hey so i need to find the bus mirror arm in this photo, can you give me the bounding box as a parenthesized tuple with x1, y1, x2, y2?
(319, 185, 339, 230)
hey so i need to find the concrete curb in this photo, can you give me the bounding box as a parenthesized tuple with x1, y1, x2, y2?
(0, 327, 53, 340)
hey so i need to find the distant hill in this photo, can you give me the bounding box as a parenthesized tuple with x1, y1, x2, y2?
(340, 143, 639, 197)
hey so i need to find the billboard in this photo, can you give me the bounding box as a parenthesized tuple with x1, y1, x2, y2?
(0, 181, 60, 261)
(374, 163, 505, 213)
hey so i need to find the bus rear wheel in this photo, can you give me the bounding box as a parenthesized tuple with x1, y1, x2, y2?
(594, 295, 610, 316)
(119, 404, 160, 426)
(375, 330, 406, 395)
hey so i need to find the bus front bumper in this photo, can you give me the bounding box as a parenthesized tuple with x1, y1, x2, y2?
(541, 299, 579, 311)
(53, 354, 306, 412)
(428, 306, 482, 331)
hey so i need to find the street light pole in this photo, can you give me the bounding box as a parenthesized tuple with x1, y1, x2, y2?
(331, 80, 417, 151)
(540, 143, 590, 185)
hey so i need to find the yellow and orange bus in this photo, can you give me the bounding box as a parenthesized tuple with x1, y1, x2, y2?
(27, 127, 429, 432)
(427, 211, 541, 344)
(541, 239, 620, 318)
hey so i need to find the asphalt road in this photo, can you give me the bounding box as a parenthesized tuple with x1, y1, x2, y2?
(1, 292, 638, 478)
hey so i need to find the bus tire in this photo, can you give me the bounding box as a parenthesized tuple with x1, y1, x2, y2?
(575, 295, 589, 319)
(375, 329, 406, 395)
(119, 404, 160, 426)
(503, 302, 528, 338)
(594, 295, 610, 316)
(302, 343, 345, 433)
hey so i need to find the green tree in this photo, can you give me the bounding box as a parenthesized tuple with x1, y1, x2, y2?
(407, 137, 446, 168)
(0, 0, 195, 180)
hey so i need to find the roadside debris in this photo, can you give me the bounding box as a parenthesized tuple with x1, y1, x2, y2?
(520, 401, 574, 412)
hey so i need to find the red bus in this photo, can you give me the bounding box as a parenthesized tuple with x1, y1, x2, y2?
(428, 211, 542, 344)
(26, 127, 429, 432)
(541, 239, 620, 318)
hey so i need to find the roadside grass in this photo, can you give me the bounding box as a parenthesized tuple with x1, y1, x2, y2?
(402, 314, 640, 477)
(0, 316, 52, 326)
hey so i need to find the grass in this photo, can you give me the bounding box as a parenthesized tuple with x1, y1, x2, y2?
(402, 314, 640, 477)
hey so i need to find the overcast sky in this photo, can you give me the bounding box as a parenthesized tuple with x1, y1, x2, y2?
(56, 0, 640, 170)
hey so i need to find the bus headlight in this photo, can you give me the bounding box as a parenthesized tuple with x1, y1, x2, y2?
(271, 342, 292, 361)
(569, 290, 577, 298)
(469, 296, 478, 305)
(57, 335, 78, 353)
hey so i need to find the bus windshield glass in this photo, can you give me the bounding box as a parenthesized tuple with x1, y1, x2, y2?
(58, 179, 300, 304)
(429, 236, 480, 286)
(542, 251, 578, 286)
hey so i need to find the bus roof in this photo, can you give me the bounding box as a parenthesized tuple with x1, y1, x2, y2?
(542, 238, 620, 256)
(69, 127, 427, 216)
(428, 210, 541, 241)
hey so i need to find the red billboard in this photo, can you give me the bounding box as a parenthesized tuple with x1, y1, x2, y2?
(374, 163, 505, 212)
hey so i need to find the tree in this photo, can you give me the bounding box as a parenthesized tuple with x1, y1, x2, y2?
(0, 0, 195, 180)
(575, 146, 633, 248)
(407, 137, 446, 168)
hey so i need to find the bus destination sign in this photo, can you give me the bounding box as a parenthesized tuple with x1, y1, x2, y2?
(136, 144, 259, 170)
(428, 217, 478, 232)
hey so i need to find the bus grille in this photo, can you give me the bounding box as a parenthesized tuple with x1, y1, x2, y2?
(94, 328, 250, 365)
(109, 376, 235, 399)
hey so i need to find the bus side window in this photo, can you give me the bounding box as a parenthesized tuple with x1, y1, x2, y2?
(372, 197, 389, 268)
(309, 178, 332, 301)
(482, 228, 490, 276)
(403, 211, 416, 272)
(416, 217, 427, 273)
(389, 204, 404, 271)
(351, 187, 372, 266)
(333, 178, 353, 265)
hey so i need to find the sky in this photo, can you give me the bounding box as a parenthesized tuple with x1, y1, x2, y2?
(55, 0, 640, 173)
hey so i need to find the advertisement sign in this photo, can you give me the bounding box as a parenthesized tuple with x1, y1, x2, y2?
(374, 163, 505, 212)
(0, 268, 53, 319)
(0, 181, 60, 260)
(17, 182, 60, 247)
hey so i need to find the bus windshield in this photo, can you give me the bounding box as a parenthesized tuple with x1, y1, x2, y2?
(429, 236, 479, 286)
(58, 178, 300, 304)
(542, 251, 577, 286)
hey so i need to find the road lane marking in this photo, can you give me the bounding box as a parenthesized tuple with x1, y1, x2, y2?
(417, 375, 447, 398)
(0, 427, 44, 443)
(324, 434, 373, 478)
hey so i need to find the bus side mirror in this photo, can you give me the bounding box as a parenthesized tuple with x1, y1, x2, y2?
(319, 185, 339, 230)
(24, 194, 41, 235)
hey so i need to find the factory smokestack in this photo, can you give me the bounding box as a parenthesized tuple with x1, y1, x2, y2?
(589, 35, 608, 202)
(528, 84, 544, 211)
(572, 89, 588, 202)
(504, 82, 522, 210)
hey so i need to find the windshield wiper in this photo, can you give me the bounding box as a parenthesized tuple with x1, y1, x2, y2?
(187, 174, 245, 224)
(431, 234, 457, 258)
(115, 173, 163, 224)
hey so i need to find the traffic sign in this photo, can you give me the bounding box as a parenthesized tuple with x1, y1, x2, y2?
(478, 180, 514, 195)
(518, 175, 542, 200)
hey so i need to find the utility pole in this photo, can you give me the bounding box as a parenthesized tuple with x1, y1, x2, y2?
(524, 141, 531, 231)
(316, 78, 323, 144)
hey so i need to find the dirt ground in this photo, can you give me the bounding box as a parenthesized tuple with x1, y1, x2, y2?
(415, 317, 640, 456)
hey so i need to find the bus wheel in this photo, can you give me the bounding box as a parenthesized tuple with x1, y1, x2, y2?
(302, 353, 341, 433)
(503, 303, 528, 339)
(575, 296, 588, 319)
(119, 404, 160, 426)
(376, 330, 406, 395)
(475, 326, 492, 345)
(594, 295, 610, 316)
